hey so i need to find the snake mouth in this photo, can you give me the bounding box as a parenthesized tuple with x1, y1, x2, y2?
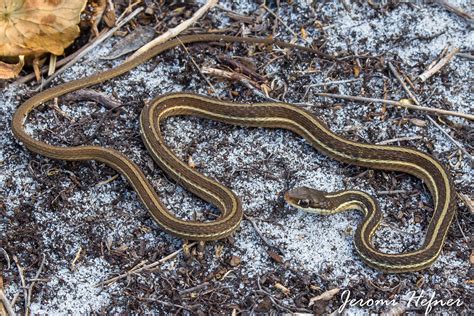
(283, 191, 304, 208)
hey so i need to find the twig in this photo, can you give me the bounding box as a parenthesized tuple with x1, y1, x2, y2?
(61, 89, 123, 111)
(376, 136, 423, 145)
(98, 242, 197, 287)
(377, 190, 409, 195)
(458, 193, 473, 214)
(256, 276, 311, 313)
(70, 247, 82, 270)
(435, 0, 473, 20)
(217, 55, 266, 82)
(387, 62, 473, 161)
(314, 92, 474, 121)
(178, 40, 217, 93)
(0, 289, 15, 316)
(243, 214, 285, 256)
(76, 104, 125, 146)
(129, 0, 218, 60)
(179, 282, 210, 295)
(12, 256, 27, 316)
(201, 66, 259, 88)
(0, 248, 10, 270)
(418, 47, 460, 82)
(9, 293, 19, 311)
(455, 213, 468, 243)
(456, 53, 474, 60)
(26, 255, 46, 316)
(305, 78, 362, 88)
(427, 117, 472, 161)
(261, 4, 300, 40)
(138, 297, 192, 311)
(37, 7, 144, 90)
(203, 66, 316, 107)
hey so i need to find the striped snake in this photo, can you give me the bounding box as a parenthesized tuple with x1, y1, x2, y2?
(11, 34, 456, 273)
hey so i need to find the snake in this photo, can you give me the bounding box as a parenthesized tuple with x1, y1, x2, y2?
(11, 34, 456, 273)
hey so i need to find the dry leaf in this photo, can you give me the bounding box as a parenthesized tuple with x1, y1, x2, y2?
(188, 156, 196, 168)
(353, 63, 361, 77)
(0, 55, 24, 79)
(275, 282, 290, 295)
(103, 0, 116, 27)
(90, 0, 107, 37)
(308, 288, 340, 307)
(410, 118, 427, 127)
(399, 98, 414, 106)
(301, 27, 308, 39)
(214, 244, 224, 258)
(229, 255, 241, 267)
(267, 250, 283, 263)
(0, 0, 87, 57)
(101, 26, 156, 61)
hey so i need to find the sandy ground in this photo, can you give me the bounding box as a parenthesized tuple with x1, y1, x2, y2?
(1, 0, 472, 314)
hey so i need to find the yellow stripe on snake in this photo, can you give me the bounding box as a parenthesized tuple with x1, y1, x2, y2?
(11, 34, 456, 273)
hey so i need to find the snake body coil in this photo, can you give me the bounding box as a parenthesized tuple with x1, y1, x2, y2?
(11, 34, 456, 272)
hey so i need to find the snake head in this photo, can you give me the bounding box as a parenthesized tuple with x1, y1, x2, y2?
(284, 186, 334, 213)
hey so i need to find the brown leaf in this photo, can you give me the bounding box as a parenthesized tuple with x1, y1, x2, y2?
(301, 27, 308, 39)
(0, 0, 87, 57)
(0, 55, 24, 79)
(410, 118, 427, 127)
(275, 282, 290, 295)
(267, 250, 283, 263)
(188, 156, 196, 168)
(229, 255, 241, 267)
(399, 98, 414, 106)
(353, 63, 361, 77)
(308, 288, 340, 306)
(103, 0, 116, 27)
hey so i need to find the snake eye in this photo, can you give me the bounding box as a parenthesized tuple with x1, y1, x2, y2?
(298, 199, 310, 208)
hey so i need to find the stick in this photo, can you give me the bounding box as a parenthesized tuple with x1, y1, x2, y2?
(418, 47, 460, 82)
(377, 190, 409, 195)
(376, 136, 423, 145)
(61, 89, 123, 111)
(178, 40, 217, 93)
(305, 78, 362, 87)
(435, 0, 473, 20)
(314, 92, 474, 121)
(261, 4, 300, 40)
(12, 256, 27, 316)
(128, 0, 218, 60)
(37, 7, 144, 90)
(98, 242, 197, 287)
(0, 248, 10, 270)
(456, 53, 474, 60)
(387, 62, 473, 161)
(26, 255, 46, 316)
(178, 282, 210, 295)
(0, 289, 16, 316)
(201, 66, 260, 88)
(243, 214, 286, 256)
(458, 193, 473, 214)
